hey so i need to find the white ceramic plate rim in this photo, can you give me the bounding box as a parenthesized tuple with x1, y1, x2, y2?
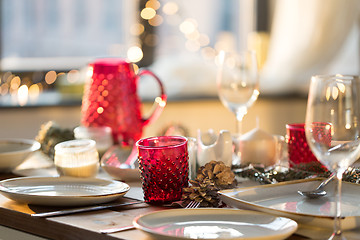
(218, 178, 360, 230)
(133, 208, 298, 240)
(0, 176, 130, 206)
(219, 178, 359, 219)
(0, 138, 40, 155)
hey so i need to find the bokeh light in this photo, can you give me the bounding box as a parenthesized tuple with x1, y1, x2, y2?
(198, 34, 210, 46)
(97, 107, 104, 114)
(155, 96, 166, 108)
(141, 8, 156, 20)
(163, 2, 178, 15)
(3, 72, 12, 84)
(186, 30, 200, 40)
(86, 67, 93, 79)
(45, 70, 57, 85)
(130, 23, 145, 36)
(201, 47, 217, 60)
(17, 85, 28, 106)
(0, 83, 9, 95)
(146, 0, 160, 10)
(127, 46, 143, 63)
(10, 76, 21, 91)
(149, 14, 163, 26)
(67, 69, 80, 83)
(29, 84, 40, 102)
(132, 64, 139, 74)
(179, 19, 197, 35)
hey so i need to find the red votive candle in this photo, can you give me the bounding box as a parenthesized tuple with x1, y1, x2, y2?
(136, 136, 189, 204)
(286, 123, 330, 172)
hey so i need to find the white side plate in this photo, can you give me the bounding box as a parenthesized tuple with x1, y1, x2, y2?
(0, 176, 130, 206)
(133, 208, 297, 240)
(0, 138, 40, 172)
(219, 178, 360, 230)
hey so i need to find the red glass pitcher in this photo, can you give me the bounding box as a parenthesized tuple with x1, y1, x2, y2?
(81, 58, 167, 145)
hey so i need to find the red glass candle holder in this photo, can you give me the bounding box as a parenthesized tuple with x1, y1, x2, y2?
(286, 123, 330, 172)
(136, 136, 189, 204)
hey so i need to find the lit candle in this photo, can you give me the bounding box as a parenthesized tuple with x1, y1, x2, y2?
(239, 128, 277, 166)
(54, 139, 99, 177)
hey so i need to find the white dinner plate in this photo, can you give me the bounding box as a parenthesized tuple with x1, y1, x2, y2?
(133, 208, 298, 240)
(0, 176, 130, 206)
(219, 178, 360, 230)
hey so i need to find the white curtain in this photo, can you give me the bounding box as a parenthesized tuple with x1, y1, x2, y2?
(260, 0, 360, 95)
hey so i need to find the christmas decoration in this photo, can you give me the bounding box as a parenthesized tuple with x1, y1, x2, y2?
(233, 163, 331, 184)
(35, 121, 74, 159)
(182, 160, 237, 207)
(233, 163, 360, 185)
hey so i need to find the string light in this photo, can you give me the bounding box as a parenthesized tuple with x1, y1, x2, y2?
(0, 70, 59, 106)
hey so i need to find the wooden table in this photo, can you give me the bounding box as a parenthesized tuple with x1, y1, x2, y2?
(0, 173, 166, 240)
(1, 171, 358, 240)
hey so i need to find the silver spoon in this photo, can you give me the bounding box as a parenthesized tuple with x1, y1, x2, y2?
(297, 140, 360, 199)
(297, 172, 335, 199)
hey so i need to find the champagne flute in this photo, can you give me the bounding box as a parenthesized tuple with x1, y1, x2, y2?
(305, 75, 360, 240)
(216, 50, 259, 164)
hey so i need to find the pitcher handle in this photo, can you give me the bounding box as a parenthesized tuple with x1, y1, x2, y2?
(138, 69, 167, 126)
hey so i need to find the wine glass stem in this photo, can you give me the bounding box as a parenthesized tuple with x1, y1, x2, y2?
(236, 119, 242, 136)
(235, 111, 246, 136)
(332, 171, 344, 239)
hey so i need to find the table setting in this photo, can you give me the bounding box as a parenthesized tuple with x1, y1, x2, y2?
(1, 55, 360, 240)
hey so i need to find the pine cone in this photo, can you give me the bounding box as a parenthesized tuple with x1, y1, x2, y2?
(35, 121, 74, 159)
(182, 160, 237, 207)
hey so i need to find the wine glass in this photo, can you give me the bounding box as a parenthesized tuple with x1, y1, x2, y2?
(305, 75, 360, 240)
(216, 50, 259, 164)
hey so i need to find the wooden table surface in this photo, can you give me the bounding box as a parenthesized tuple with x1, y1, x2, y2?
(4, 166, 360, 240)
(0, 170, 316, 240)
(0, 172, 168, 240)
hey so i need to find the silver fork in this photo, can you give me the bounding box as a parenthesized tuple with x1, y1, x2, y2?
(100, 201, 201, 234)
(185, 201, 201, 209)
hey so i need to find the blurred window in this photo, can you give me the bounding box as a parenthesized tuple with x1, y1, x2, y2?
(0, 0, 260, 107)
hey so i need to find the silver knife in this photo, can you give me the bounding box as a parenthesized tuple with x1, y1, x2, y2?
(31, 201, 144, 218)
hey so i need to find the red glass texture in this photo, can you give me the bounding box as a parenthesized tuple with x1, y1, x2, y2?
(136, 136, 189, 204)
(81, 58, 166, 145)
(286, 123, 330, 171)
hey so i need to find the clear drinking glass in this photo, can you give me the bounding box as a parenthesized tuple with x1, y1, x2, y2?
(216, 50, 259, 164)
(305, 75, 360, 239)
(74, 126, 113, 158)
